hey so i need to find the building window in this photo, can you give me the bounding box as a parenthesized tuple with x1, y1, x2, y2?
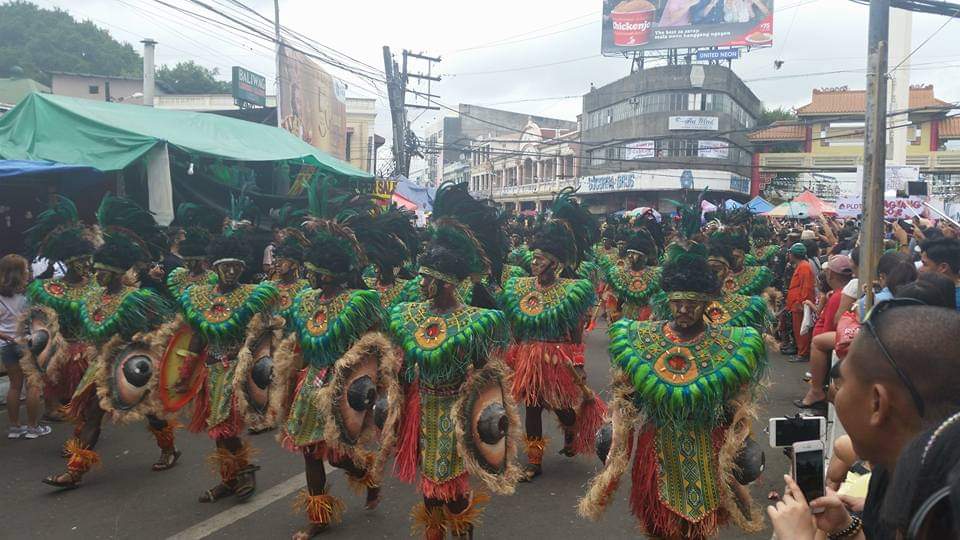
(345, 132, 353, 162)
(88, 85, 99, 94)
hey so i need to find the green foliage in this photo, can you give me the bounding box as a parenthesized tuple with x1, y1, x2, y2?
(0, 1, 142, 85)
(156, 61, 230, 94)
(758, 106, 797, 127)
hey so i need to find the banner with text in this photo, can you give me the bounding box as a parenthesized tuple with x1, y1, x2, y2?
(836, 196, 926, 219)
(625, 140, 656, 160)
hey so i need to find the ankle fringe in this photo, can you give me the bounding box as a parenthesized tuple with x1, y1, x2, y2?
(206, 442, 253, 482)
(525, 436, 547, 466)
(148, 420, 179, 451)
(65, 438, 100, 474)
(411, 502, 446, 540)
(445, 491, 490, 536)
(293, 490, 345, 525)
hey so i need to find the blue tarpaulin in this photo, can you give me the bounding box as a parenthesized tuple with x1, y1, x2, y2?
(393, 175, 436, 213)
(746, 196, 775, 214)
(0, 159, 104, 182)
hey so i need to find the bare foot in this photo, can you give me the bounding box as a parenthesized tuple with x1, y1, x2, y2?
(292, 523, 327, 539)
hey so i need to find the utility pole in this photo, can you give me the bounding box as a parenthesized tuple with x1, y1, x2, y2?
(382, 47, 441, 179)
(860, 0, 890, 312)
(274, 0, 282, 128)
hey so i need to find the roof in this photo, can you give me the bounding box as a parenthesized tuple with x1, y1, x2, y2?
(796, 85, 951, 116)
(0, 77, 50, 107)
(747, 121, 806, 141)
(940, 116, 960, 139)
(47, 70, 144, 81)
(0, 93, 371, 180)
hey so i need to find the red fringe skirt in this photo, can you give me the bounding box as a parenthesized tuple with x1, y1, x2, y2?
(506, 341, 585, 410)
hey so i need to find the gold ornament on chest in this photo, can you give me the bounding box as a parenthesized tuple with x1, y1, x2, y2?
(519, 290, 545, 316)
(414, 316, 448, 349)
(307, 306, 329, 334)
(204, 295, 233, 323)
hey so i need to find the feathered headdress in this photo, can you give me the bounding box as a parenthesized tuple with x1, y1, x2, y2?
(301, 218, 367, 283)
(530, 187, 597, 268)
(273, 228, 310, 263)
(430, 182, 508, 283)
(225, 184, 259, 236)
(661, 189, 717, 297)
(173, 203, 220, 260)
(349, 205, 417, 273)
(419, 217, 490, 284)
(623, 228, 658, 260)
(95, 194, 166, 261)
(25, 195, 98, 262)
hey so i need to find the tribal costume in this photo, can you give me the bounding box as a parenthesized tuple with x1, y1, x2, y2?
(270, 217, 401, 538)
(580, 203, 766, 538)
(19, 196, 99, 413)
(602, 230, 661, 322)
(43, 195, 180, 489)
(165, 203, 218, 299)
(392, 204, 521, 539)
(176, 199, 281, 504)
(352, 204, 419, 311)
(710, 229, 772, 296)
(500, 189, 606, 480)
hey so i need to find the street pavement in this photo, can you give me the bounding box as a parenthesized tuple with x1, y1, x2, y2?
(1, 322, 810, 539)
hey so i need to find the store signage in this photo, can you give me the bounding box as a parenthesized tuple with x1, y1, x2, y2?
(231, 66, 266, 108)
(695, 49, 741, 61)
(578, 169, 749, 194)
(625, 140, 656, 160)
(669, 116, 719, 131)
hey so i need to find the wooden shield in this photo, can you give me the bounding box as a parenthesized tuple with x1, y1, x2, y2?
(107, 341, 158, 411)
(242, 331, 275, 415)
(455, 366, 514, 476)
(158, 324, 203, 412)
(22, 306, 59, 375)
(330, 350, 380, 445)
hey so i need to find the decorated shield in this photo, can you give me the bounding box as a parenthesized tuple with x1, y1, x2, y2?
(158, 324, 204, 412)
(453, 363, 521, 493)
(20, 306, 61, 375)
(330, 348, 380, 445)
(105, 340, 160, 412)
(242, 329, 275, 415)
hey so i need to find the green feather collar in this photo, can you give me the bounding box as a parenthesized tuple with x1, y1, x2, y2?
(723, 266, 773, 296)
(165, 267, 217, 299)
(290, 288, 384, 367)
(80, 287, 171, 343)
(499, 276, 595, 341)
(604, 265, 662, 306)
(389, 301, 509, 386)
(179, 282, 279, 346)
(608, 320, 765, 428)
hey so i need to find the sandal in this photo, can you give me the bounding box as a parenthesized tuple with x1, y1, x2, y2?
(199, 482, 236, 502)
(519, 464, 541, 483)
(152, 449, 182, 472)
(42, 471, 81, 489)
(234, 465, 261, 500)
(365, 486, 381, 510)
(292, 523, 328, 539)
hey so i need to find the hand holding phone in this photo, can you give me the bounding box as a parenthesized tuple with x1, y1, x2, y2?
(792, 440, 826, 512)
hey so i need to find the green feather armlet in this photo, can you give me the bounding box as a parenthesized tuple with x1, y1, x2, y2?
(80, 287, 173, 343)
(499, 276, 595, 341)
(179, 282, 280, 347)
(608, 320, 766, 428)
(724, 266, 773, 296)
(705, 294, 768, 333)
(577, 260, 601, 283)
(388, 301, 510, 386)
(507, 246, 533, 272)
(165, 267, 217, 299)
(604, 265, 662, 306)
(290, 288, 386, 367)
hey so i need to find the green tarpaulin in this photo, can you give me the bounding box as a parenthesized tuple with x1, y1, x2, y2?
(0, 93, 371, 180)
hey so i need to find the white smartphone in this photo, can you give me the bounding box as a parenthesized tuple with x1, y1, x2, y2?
(768, 416, 826, 448)
(792, 440, 826, 509)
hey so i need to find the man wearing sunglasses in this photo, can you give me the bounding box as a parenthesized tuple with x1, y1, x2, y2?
(805, 303, 960, 540)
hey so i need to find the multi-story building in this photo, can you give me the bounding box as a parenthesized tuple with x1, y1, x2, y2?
(344, 97, 384, 173)
(469, 121, 580, 213)
(577, 64, 760, 214)
(419, 105, 577, 188)
(749, 85, 960, 201)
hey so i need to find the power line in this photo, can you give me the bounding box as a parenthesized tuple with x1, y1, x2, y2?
(889, 4, 960, 72)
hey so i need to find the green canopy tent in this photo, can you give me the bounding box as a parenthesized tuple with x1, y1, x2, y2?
(0, 93, 374, 224)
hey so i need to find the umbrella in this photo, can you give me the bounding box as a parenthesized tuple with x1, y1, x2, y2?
(746, 196, 774, 214)
(723, 199, 744, 210)
(765, 201, 811, 219)
(792, 190, 837, 216)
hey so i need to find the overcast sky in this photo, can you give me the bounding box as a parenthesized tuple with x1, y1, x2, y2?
(29, 0, 960, 169)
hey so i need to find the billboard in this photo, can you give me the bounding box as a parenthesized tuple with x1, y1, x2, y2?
(279, 48, 347, 160)
(231, 66, 266, 108)
(601, 0, 774, 54)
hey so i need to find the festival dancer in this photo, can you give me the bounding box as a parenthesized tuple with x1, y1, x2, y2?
(270, 230, 311, 321)
(748, 223, 779, 266)
(391, 215, 521, 540)
(500, 189, 606, 481)
(271, 218, 399, 539)
(716, 228, 772, 296)
(602, 230, 662, 322)
(19, 195, 100, 419)
(176, 212, 281, 503)
(165, 203, 218, 299)
(352, 205, 419, 310)
(42, 195, 179, 489)
(579, 230, 766, 538)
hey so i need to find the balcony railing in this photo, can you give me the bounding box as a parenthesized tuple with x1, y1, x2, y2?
(758, 150, 960, 171)
(469, 177, 579, 199)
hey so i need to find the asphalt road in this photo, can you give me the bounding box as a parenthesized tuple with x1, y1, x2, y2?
(0, 322, 810, 539)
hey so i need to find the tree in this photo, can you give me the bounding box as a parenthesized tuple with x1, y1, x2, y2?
(0, 1, 142, 85)
(156, 61, 230, 94)
(758, 106, 797, 127)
